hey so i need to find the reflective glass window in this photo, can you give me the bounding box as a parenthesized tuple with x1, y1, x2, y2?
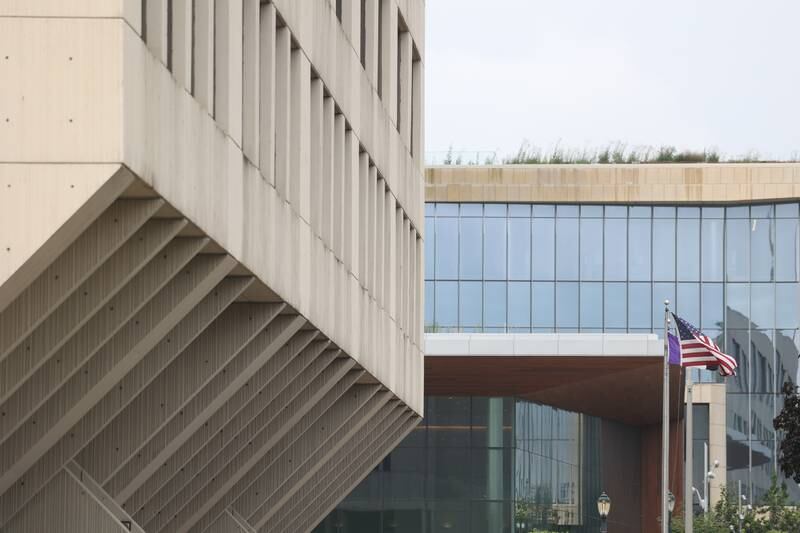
(605, 206, 627, 218)
(580, 282, 602, 329)
(750, 339, 775, 393)
(776, 283, 799, 329)
(653, 219, 676, 281)
(654, 206, 676, 218)
(604, 283, 626, 329)
(437, 203, 459, 216)
(677, 219, 700, 281)
(555, 218, 579, 280)
(776, 203, 800, 218)
(751, 282, 775, 329)
(752, 204, 773, 218)
(581, 205, 603, 217)
(629, 282, 651, 329)
(557, 205, 579, 217)
(484, 218, 506, 280)
(726, 283, 750, 327)
(460, 203, 483, 217)
(508, 282, 531, 328)
(629, 218, 652, 281)
(509, 204, 530, 217)
(435, 217, 458, 279)
(484, 281, 507, 328)
(726, 219, 750, 281)
(776, 219, 799, 281)
(425, 216, 435, 279)
(702, 219, 724, 281)
(508, 218, 532, 280)
(533, 282, 555, 328)
(485, 203, 507, 217)
(630, 206, 651, 218)
(556, 282, 579, 328)
(701, 283, 724, 330)
(459, 218, 482, 280)
(751, 218, 774, 281)
(604, 218, 627, 281)
(727, 206, 749, 218)
(579, 218, 603, 281)
(435, 281, 458, 328)
(678, 207, 700, 218)
(533, 204, 555, 217)
(677, 282, 700, 325)
(703, 206, 724, 219)
(532, 219, 555, 280)
(425, 280, 434, 328)
(425, 203, 436, 216)
(459, 281, 482, 328)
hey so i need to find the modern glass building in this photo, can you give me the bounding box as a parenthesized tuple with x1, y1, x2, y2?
(423, 201, 800, 504)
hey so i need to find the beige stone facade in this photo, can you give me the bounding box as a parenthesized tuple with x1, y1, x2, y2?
(427, 164, 800, 203)
(0, 1, 424, 532)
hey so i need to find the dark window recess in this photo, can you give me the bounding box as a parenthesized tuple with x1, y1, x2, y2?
(360, 0, 367, 69)
(335, 0, 342, 22)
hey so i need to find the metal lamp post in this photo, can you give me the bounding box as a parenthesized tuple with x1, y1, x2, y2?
(597, 492, 611, 533)
(667, 491, 676, 527)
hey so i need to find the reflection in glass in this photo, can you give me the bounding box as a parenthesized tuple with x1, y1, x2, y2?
(702, 219, 724, 281)
(751, 218, 774, 281)
(653, 219, 676, 281)
(459, 281, 482, 328)
(425, 280, 434, 328)
(435, 281, 458, 328)
(727, 219, 750, 281)
(653, 283, 676, 333)
(701, 283, 723, 330)
(629, 282, 651, 329)
(508, 282, 531, 328)
(775, 219, 799, 281)
(677, 283, 700, 326)
(580, 282, 602, 329)
(532, 219, 555, 280)
(556, 282, 579, 328)
(629, 219, 651, 281)
(460, 218, 482, 280)
(485, 204, 507, 217)
(776, 283, 799, 329)
(677, 219, 700, 281)
(751, 283, 775, 329)
(508, 218, 531, 280)
(556, 219, 579, 280)
(484, 218, 507, 280)
(604, 219, 626, 281)
(604, 283, 626, 329)
(533, 282, 555, 328)
(580, 218, 603, 281)
(485, 281, 507, 328)
(726, 283, 749, 326)
(425, 216, 435, 279)
(435, 218, 458, 279)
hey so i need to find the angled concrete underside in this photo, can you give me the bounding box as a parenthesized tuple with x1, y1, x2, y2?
(0, 172, 419, 533)
(0, 0, 425, 531)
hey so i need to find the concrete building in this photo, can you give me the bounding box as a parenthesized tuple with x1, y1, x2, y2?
(318, 163, 800, 533)
(0, 1, 424, 532)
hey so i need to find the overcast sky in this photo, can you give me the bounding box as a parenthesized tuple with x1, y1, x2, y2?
(425, 0, 800, 161)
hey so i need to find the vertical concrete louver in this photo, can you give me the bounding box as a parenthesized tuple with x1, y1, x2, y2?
(0, 1, 425, 531)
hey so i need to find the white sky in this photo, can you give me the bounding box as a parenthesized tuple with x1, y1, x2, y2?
(425, 0, 800, 161)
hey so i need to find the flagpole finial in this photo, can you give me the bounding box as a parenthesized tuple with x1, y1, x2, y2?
(664, 299, 670, 307)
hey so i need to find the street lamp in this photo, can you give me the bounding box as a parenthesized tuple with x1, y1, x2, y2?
(597, 492, 611, 533)
(667, 491, 676, 526)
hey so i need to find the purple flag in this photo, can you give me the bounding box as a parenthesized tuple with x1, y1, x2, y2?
(668, 332, 681, 365)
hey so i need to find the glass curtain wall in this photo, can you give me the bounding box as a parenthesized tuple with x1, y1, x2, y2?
(314, 397, 601, 533)
(425, 202, 800, 503)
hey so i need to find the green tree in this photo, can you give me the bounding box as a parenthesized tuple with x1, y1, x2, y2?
(774, 381, 800, 484)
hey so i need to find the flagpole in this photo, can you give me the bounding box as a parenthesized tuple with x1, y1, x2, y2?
(662, 300, 671, 533)
(685, 359, 694, 533)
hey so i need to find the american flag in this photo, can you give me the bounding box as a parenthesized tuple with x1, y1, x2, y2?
(671, 313, 737, 377)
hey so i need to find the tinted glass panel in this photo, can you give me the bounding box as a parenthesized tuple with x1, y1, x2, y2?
(702, 219, 724, 281)
(508, 218, 531, 280)
(751, 283, 775, 329)
(580, 282, 602, 329)
(508, 204, 530, 217)
(629, 282, 651, 329)
(604, 219, 627, 281)
(435, 281, 458, 328)
(629, 218, 651, 281)
(604, 283, 626, 329)
(533, 282, 555, 328)
(459, 281, 482, 328)
(776, 219, 799, 281)
(459, 218, 482, 280)
(653, 219, 676, 281)
(701, 283, 724, 330)
(653, 282, 675, 333)
(485, 281, 507, 328)
(556, 218, 579, 280)
(532, 219, 555, 280)
(485, 204, 507, 217)
(727, 218, 750, 281)
(484, 218, 506, 280)
(677, 219, 700, 281)
(508, 282, 531, 328)
(677, 282, 700, 325)
(437, 203, 458, 216)
(460, 203, 482, 217)
(776, 284, 799, 329)
(751, 218, 774, 281)
(580, 218, 603, 280)
(556, 282, 579, 328)
(435, 218, 458, 279)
